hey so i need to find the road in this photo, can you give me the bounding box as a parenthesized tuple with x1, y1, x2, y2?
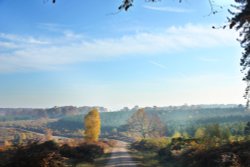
(103, 140, 140, 167)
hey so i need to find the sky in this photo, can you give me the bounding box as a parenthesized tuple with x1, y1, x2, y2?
(0, 0, 246, 110)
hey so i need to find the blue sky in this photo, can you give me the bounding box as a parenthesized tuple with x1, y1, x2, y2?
(0, 0, 245, 110)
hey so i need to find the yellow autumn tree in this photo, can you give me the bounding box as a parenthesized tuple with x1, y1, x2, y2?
(84, 108, 101, 142)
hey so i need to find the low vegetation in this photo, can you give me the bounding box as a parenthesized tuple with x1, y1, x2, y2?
(131, 138, 171, 151)
(0, 139, 116, 167)
(131, 122, 250, 167)
(158, 139, 250, 167)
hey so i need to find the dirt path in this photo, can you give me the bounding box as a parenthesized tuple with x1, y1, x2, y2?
(103, 140, 140, 167)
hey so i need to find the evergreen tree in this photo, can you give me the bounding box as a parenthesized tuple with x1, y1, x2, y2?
(230, 0, 250, 105)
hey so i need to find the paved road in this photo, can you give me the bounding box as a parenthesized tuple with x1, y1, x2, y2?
(104, 140, 140, 167)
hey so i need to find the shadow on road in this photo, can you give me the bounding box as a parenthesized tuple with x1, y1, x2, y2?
(95, 142, 142, 167)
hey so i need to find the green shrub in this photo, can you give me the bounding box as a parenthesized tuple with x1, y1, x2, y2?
(132, 138, 171, 151)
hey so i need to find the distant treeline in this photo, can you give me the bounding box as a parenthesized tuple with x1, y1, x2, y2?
(0, 106, 108, 120)
(48, 105, 250, 134)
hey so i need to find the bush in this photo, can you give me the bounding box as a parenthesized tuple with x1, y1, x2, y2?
(131, 138, 171, 151)
(157, 138, 202, 163)
(0, 140, 107, 166)
(158, 148, 173, 161)
(0, 141, 65, 167)
(60, 144, 78, 158)
(76, 143, 104, 162)
(177, 141, 250, 167)
(94, 141, 110, 152)
(60, 142, 105, 162)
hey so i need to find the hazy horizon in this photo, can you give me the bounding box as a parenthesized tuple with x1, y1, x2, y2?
(0, 103, 245, 111)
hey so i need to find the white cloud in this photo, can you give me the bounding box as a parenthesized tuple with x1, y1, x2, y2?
(144, 5, 192, 13)
(0, 41, 19, 49)
(0, 33, 50, 46)
(37, 23, 72, 32)
(149, 61, 167, 69)
(198, 56, 219, 62)
(0, 24, 238, 72)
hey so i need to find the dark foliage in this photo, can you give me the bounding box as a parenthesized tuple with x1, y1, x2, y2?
(0, 140, 106, 166)
(60, 143, 104, 162)
(118, 0, 134, 11)
(159, 140, 250, 167)
(182, 141, 250, 167)
(60, 142, 105, 162)
(158, 148, 173, 161)
(0, 141, 65, 167)
(75, 143, 104, 162)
